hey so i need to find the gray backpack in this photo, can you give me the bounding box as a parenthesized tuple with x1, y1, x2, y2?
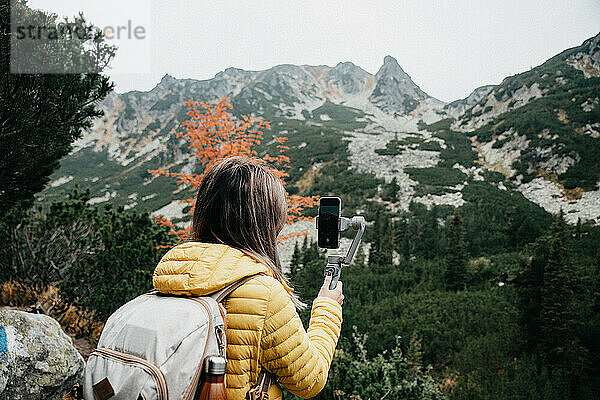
(83, 277, 253, 400)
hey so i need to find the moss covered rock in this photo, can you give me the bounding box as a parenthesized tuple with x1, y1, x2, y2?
(0, 310, 84, 400)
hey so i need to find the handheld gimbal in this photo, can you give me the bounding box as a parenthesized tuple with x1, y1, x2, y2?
(316, 215, 366, 290)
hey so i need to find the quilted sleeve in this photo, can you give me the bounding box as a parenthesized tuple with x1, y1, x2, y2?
(260, 281, 342, 399)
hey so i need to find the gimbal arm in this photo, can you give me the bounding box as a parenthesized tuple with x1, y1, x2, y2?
(321, 216, 366, 290)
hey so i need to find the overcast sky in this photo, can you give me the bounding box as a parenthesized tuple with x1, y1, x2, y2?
(27, 0, 600, 102)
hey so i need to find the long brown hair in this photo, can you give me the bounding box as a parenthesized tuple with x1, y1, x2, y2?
(190, 156, 305, 309)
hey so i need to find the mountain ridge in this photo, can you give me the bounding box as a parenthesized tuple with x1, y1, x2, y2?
(42, 34, 600, 232)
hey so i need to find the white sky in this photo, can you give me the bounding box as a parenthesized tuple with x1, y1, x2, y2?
(27, 0, 600, 102)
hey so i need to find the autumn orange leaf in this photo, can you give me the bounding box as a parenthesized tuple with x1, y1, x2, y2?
(149, 96, 318, 241)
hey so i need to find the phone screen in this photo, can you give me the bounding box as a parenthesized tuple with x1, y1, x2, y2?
(318, 197, 341, 249)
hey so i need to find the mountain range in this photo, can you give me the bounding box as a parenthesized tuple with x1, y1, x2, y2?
(42, 33, 600, 237)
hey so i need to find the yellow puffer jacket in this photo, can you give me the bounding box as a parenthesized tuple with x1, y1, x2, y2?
(153, 242, 342, 400)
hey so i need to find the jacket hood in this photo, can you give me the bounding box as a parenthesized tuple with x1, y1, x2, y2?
(153, 242, 292, 296)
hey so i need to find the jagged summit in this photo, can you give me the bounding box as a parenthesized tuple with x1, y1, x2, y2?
(143, 73, 179, 94)
(137, 56, 438, 119)
(159, 73, 177, 84)
(377, 56, 409, 77)
(369, 55, 430, 115)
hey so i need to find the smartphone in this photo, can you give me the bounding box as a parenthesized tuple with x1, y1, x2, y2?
(318, 196, 341, 249)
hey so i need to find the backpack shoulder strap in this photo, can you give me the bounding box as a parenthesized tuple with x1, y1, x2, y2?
(147, 273, 263, 301)
(211, 274, 263, 303)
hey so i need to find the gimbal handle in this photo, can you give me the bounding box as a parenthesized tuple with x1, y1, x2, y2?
(324, 256, 344, 290)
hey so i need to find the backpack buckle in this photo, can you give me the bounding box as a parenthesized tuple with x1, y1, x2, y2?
(215, 325, 226, 356)
(246, 371, 274, 400)
(62, 383, 83, 400)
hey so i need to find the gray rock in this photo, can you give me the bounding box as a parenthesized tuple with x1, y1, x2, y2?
(369, 55, 431, 115)
(566, 33, 600, 78)
(443, 85, 496, 118)
(0, 310, 84, 400)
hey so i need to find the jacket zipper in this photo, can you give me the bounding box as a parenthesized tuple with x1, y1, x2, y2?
(92, 348, 169, 400)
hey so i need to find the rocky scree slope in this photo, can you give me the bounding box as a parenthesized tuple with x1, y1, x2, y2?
(445, 33, 600, 223)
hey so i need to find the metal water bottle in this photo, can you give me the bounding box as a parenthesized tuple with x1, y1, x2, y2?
(196, 356, 227, 400)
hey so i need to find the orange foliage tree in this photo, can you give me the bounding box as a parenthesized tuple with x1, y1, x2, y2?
(149, 96, 318, 241)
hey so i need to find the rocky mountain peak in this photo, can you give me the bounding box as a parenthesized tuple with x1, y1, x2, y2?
(377, 55, 409, 78)
(329, 61, 371, 80)
(214, 67, 248, 78)
(369, 55, 429, 114)
(151, 73, 179, 93)
(332, 61, 360, 71)
(324, 61, 373, 96)
(159, 73, 177, 85)
(143, 73, 179, 96)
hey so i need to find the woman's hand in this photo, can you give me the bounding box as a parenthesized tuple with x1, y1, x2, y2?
(317, 275, 344, 305)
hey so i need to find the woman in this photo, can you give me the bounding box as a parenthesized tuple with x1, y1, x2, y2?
(152, 157, 344, 400)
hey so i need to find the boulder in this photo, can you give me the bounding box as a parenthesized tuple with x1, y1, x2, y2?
(0, 309, 85, 400)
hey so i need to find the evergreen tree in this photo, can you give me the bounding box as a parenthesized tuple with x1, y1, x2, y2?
(539, 211, 587, 378)
(444, 212, 468, 291)
(301, 239, 322, 268)
(368, 211, 393, 269)
(368, 211, 382, 267)
(383, 216, 396, 267)
(301, 235, 309, 263)
(289, 240, 301, 279)
(394, 216, 411, 260)
(421, 207, 441, 259)
(516, 250, 546, 353)
(381, 177, 400, 202)
(517, 210, 591, 398)
(0, 1, 114, 214)
(575, 217, 582, 241)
